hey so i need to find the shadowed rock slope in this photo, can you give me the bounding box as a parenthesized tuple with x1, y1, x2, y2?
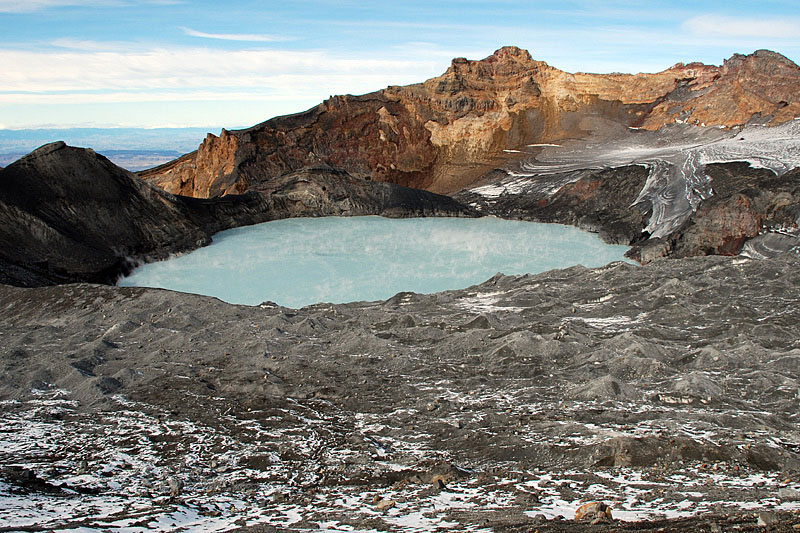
(0, 142, 216, 286)
(0, 143, 470, 287)
(140, 47, 800, 197)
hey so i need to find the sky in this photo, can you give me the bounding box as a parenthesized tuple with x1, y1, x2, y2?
(1, 0, 799, 130)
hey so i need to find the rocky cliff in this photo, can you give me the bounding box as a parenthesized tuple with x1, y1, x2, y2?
(140, 47, 800, 197)
(0, 143, 470, 287)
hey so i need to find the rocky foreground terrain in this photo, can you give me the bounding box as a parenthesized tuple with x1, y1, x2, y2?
(1, 254, 800, 531)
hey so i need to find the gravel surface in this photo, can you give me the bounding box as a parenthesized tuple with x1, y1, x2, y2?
(2, 254, 799, 531)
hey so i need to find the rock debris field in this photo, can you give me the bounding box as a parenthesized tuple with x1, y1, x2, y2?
(2, 254, 800, 531)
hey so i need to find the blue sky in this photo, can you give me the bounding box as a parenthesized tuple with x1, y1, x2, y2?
(1, 0, 798, 129)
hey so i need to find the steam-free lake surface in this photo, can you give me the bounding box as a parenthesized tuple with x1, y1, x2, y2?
(119, 216, 631, 308)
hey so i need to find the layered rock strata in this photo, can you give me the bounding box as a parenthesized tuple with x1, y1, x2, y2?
(140, 47, 800, 197)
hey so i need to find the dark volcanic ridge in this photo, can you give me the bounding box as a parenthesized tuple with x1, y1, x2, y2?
(1, 254, 799, 531)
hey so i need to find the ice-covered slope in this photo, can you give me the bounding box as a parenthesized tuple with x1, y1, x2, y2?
(465, 119, 800, 257)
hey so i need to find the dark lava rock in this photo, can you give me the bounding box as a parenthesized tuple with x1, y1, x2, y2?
(459, 161, 800, 262)
(251, 163, 473, 220)
(0, 142, 212, 286)
(1, 466, 62, 493)
(459, 165, 651, 246)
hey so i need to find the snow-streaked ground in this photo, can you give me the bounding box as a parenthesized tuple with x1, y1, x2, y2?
(2, 388, 799, 531)
(470, 120, 800, 240)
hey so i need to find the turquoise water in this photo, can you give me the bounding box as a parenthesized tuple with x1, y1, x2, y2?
(119, 216, 631, 308)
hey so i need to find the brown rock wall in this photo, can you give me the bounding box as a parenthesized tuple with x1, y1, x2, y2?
(139, 47, 800, 198)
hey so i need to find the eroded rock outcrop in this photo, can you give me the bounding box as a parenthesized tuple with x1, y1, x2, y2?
(635, 163, 800, 261)
(0, 142, 214, 286)
(140, 47, 800, 197)
(457, 161, 800, 263)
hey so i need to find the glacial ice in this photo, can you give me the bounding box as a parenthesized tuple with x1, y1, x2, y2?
(474, 120, 800, 240)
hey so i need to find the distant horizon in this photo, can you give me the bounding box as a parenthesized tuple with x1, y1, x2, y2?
(0, 126, 221, 167)
(1, 0, 799, 129)
(0, 125, 229, 131)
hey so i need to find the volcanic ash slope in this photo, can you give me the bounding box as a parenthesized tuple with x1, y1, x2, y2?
(1, 254, 799, 531)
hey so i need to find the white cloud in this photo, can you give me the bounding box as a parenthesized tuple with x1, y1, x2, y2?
(683, 15, 800, 39)
(0, 46, 446, 94)
(0, 91, 283, 105)
(0, 0, 122, 12)
(0, 0, 180, 11)
(0, 46, 447, 103)
(0, 43, 457, 127)
(51, 38, 147, 51)
(180, 27, 294, 43)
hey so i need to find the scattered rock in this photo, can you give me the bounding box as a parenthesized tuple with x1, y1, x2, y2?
(575, 501, 613, 521)
(431, 475, 448, 491)
(374, 497, 396, 511)
(167, 476, 183, 498)
(778, 487, 800, 500)
(460, 315, 491, 330)
(757, 511, 777, 527)
(1, 466, 61, 493)
(568, 374, 636, 400)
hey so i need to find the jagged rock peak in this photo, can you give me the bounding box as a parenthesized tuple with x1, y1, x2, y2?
(449, 45, 541, 70)
(725, 49, 799, 69)
(487, 45, 534, 62)
(438, 46, 550, 90)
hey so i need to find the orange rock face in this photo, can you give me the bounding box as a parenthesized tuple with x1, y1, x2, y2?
(575, 501, 613, 521)
(139, 46, 800, 198)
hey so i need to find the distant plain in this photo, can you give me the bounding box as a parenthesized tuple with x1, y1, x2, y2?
(0, 127, 219, 170)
